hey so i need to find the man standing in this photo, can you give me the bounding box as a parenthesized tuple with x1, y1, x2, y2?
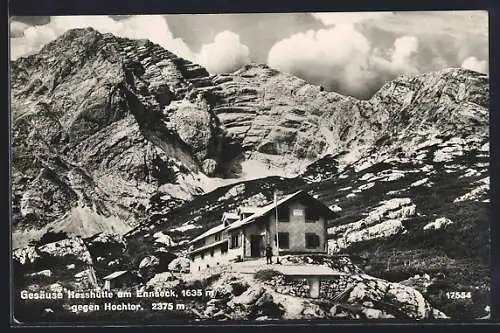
(265, 244, 273, 264)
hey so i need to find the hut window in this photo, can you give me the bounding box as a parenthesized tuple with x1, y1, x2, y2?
(305, 233, 320, 249)
(305, 208, 319, 222)
(275, 232, 290, 249)
(278, 206, 290, 222)
(230, 233, 240, 248)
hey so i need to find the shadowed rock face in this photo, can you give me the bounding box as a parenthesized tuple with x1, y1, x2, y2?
(10, 28, 490, 322)
(203, 64, 487, 175)
(11, 28, 223, 246)
(182, 257, 448, 320)
(11, 27, 489, 249)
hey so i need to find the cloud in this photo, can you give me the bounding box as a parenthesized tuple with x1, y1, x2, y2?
(267, 20, 421, 99)
(391, 36, 418, 67)
(10, 12, 489, 96)
(268, 11, 489, 99)
(195, 31, 250, 74)
(10, 21, 57, 59)
(359, 11, 489, 72)
(11, 15, 251, 75)
(10, 15, 194, 61)
(461, 56, 488, 74)
(312, 12, 394, 26)
(10, 20, 30, 37)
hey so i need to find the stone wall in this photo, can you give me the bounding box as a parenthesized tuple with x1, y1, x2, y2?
(265, 275, 311, 298)
(319, 276, 352, 299)
(264, 274, 353, 299)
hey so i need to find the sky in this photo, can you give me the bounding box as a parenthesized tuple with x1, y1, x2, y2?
(10, 11, 488, 99)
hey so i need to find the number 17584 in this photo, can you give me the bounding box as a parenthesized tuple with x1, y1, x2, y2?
(446, 291, 472, 299)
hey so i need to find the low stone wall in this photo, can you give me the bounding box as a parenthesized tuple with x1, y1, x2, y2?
(264, 274, 353, 299)
(319, 276, 352, 299)
(265, 275, 311, 298)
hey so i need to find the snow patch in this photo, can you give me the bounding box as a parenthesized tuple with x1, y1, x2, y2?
(420, 165, 433, 173)
(329, 205, 343, 212)
(170, 223, 201, 232)
(338, 186, 352, 192)
(460, 169, 481, 178)
(423, 217, 454, 230)
(357, 182, 375, 192)
(433, 144, 464, 163)
(415, 152, 427, 161)
(380, 171, 405, 182)
(153, 231, 177, 246)
(329, 219, 405, 253)
(476, 177, 489, 185)
(453, 183, 489, 202)
(410, 178, 429, 187)
(328, 198, 416, 252)
(218, 184, 246, 201)
(360, 173, 374, 181)
(387, 189, 407, 196)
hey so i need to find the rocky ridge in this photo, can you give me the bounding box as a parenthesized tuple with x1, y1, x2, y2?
(11, 28, 228, 246)
(126, 106, 489, 318)
(11, 28, 488, 248)
(14, 247, 451, 322)
(11, 27, 490, 320)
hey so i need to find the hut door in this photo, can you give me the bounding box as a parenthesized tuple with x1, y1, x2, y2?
(250, 235, 262, 257)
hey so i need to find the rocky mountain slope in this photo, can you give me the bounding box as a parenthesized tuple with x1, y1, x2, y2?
(13, 246, 451, 322)
(123, 65, 489, 319)
(121, 128, 488, 319)
(11, 27, 489, 320)
(11, 27, 488, 249)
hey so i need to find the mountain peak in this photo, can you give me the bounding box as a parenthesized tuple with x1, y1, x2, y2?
(10, 26, 490, 322)
(10, 27, 489, 248)
(41, 26, 103, 54)
(60, 26, 101, 38)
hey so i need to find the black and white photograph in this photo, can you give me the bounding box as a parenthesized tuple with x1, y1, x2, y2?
(10, 11, 490, 324)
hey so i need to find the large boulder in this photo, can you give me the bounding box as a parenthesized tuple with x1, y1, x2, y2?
(152, 231, 176, 247)
(400, 274, 434, 294)
(138, 252, 176, 280)
(145, 271, 179, 290)
(13, 246, 40, 266)
(139, 255, 160, 270)
(167, 257, 191, 272)
(169, 100, 214, 160)
(37, 237, 93, 268)
(346, 274, 447, 319)
(202, 158, 218, 176)
(85, 232, 126, 264)
(228, 286, 265, 306)
(250, 292, 285, 319)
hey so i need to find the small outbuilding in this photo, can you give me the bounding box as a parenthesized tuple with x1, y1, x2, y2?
(102, 270, 137, 290)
